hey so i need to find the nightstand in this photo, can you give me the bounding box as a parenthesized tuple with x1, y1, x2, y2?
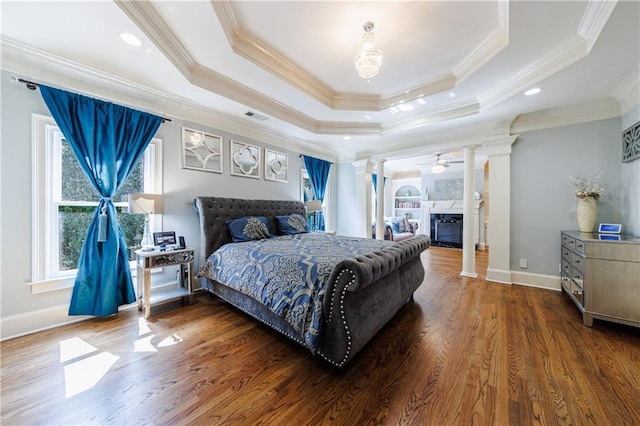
(136, 248, 195, 318)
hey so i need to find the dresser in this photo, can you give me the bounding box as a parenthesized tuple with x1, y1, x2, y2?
(560, 231, 640, 328)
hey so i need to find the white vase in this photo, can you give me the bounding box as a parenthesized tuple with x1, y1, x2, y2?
(576, 197, 598, 233)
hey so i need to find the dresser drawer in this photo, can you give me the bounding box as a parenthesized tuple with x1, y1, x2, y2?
(571, 268, 584, 289)
(561, 245, 572, 261)
(561, 258, 571, 276)
(571, 252, 585, 272)
(573, 238, 586, 254)
(570, 279, 584, 306)
(561, 233, 575, 249)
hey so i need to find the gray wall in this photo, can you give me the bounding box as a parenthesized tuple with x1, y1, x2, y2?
(334, 117, 633, 278)
(621, 104, 640, 236)
(510, 117, 623, 275)
(0, 70, 321, 319)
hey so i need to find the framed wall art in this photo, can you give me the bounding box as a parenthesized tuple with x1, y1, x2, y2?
(622, 121, 640, 163)
(230, 140, 260, 178)
(264, 149, 288, 183)
(181, 127, 223, 173)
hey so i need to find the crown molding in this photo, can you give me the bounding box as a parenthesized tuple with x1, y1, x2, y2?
(315, 121, 383, 136)
(211, 0, 504, 112)
(0, 37, 338, 162)
(454, 0, 509, 84)
(479, 33, 588, 109)
(211, 1, 335, 108)
(510, 98, 621, 133)
(114, 0, 194, 78)
(454, 27, 508, 85)
(378, 72, 457, 110)
(578, 0, 618, 52)
(478, 1, 616, 110)
(611, 66, 640, 115)
(382, 99, 480, 134)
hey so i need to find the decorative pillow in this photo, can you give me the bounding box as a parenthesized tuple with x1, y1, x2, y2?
(276, 214, 308, 235)
(403, 216, 412, 233)
(226, 216, 271, 242)
(391, 216, 408, 233)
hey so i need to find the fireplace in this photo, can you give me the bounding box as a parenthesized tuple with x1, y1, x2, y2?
(431, 214, 463, 248)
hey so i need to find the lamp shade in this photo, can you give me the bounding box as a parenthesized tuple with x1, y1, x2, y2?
(305, 200, 322, 213)
(128, 193, 164, 214)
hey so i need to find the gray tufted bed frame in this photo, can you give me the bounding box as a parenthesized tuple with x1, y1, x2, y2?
(194, 196, 430, 368)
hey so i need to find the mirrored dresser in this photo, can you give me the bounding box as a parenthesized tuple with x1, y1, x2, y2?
(560, 231, 640, 328)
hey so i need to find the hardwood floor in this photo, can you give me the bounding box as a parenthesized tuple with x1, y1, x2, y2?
(2, 247, 639, 425)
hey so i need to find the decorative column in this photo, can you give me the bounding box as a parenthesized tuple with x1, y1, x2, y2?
(375, 159, 386, 239)
(461, 146, 477, 278)
(483, 135, 518, 284)
(353, 158, 373, 238)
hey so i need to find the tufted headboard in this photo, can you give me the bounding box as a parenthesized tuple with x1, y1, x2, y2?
(193, 196, 306, 262)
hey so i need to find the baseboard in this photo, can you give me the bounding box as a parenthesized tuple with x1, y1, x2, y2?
(0, 304, 93, 341)
(0, 281, 192, 341)
(486, 268, 512, 284)
(511, 271, 561, 291)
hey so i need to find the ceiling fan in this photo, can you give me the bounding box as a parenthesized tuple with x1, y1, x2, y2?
(418, 153, 464, 174)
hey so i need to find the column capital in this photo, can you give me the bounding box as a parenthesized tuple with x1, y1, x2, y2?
(352, 158, 373, 174)
(482, 134, 518, 156)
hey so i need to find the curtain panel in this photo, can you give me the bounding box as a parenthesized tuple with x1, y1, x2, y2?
(302, 156, 332, 231)
(40, 85, 163, 316)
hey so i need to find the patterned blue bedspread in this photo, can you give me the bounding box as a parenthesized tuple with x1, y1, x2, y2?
(198, 233, 392, 352)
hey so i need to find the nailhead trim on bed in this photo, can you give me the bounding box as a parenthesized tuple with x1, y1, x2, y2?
(318, 268, 355, 368)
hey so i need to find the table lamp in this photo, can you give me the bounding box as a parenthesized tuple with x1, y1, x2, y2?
(305, 200, 322, 232)
(128, 193, 164, 251)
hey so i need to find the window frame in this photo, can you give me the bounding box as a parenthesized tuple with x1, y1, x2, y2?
(30, 114, 163, 293)
(300, 168, 331, 230)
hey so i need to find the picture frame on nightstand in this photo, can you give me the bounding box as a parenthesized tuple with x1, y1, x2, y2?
(598, 223, 622, 234)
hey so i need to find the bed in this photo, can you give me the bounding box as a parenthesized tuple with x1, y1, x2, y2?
(194, 196, 430, 368)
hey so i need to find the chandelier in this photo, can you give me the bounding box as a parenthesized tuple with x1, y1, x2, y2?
(354, 21, 383, 80)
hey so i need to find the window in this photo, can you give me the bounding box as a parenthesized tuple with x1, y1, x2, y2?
(300, 168, 330, 230)
(31, 114, 163, 293)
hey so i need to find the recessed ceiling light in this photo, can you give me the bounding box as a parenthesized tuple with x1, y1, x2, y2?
(120, 33, 142, 47)
(525, 87, 542, 96)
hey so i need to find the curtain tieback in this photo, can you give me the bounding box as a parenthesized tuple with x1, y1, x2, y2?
(97, 197, 111, 242)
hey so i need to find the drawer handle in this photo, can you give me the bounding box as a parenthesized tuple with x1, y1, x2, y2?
(577, 243, 583, 249)
(574, 260, 581, 264)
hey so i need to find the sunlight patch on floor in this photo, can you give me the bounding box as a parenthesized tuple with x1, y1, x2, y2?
(158, 334, 183, 347)
(58, 316, 185, 398)
(63, 352, 119, 398)
(134, 335, 157, 352)
(138, 317, 151, 336)
(59, 337, 98, 363)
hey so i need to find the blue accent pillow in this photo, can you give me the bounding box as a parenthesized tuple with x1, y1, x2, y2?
(390, 218, 402, 234)
(276, 214, 308, 235)
(226, 216, 271, 242)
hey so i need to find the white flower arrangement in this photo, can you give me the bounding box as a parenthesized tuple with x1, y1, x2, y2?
(569, 172, 605, 200)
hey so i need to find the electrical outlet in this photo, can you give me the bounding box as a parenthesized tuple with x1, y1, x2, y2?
(519, 258, 528, 269)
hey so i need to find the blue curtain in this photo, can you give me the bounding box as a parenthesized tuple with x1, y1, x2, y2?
(372, 174, 387, 195)
(40, 86, 162, 316)
(302, 156, 332, 231)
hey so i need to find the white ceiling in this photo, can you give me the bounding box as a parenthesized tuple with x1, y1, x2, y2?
(1, 1, 638, 174)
